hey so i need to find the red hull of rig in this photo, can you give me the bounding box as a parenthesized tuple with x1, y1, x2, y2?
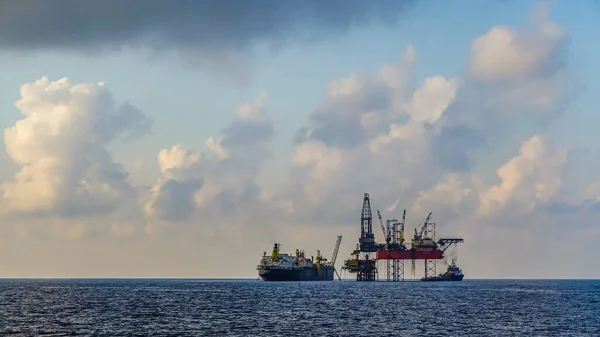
(376, 250, 444, 260)
(342, 192, 464, 281)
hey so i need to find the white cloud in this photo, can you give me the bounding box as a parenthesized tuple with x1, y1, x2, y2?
(236, 90, 268, 120)
(291, 140, 344, 202)
(0, 76, 151, 218)
(464, 1, 572, 130)
(296, 45, 418, 149)
(144, 91, 274, 227)
(205, 137, 228, 160)
(145, 145, 203, 222)
(479, 135, 568, 216)
(407, 76, 460, 124)
(410, 173, 478, 218)
(468, 4, 566, 82)
(293, 45, 462, 218)
(327, 73, 364, 97)
(157, 145, 202, 178)
(378, 44, 416, 91)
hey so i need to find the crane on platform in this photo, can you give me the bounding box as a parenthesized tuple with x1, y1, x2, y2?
(330, 235, 343, 280)
(391, 209, 406, 248)
(437, 238, 464, 262)
(413, 212, 433, 245)
(377, 210, 390, 246)
(400, 210, 406, 244)
(437, 238, 464, 251)
(411, 212, 436, 277)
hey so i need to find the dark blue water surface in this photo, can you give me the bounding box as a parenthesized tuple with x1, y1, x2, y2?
(0, 279, 598, 336)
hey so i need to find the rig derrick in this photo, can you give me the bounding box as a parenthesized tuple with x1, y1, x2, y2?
(342, 193, 379, 281)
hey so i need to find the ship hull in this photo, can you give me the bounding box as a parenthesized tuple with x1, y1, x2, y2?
(258, 267, 334, 281)
(421, 274, 464, 282)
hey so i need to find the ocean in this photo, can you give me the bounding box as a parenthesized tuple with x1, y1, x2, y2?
(0, 279, 597, 336)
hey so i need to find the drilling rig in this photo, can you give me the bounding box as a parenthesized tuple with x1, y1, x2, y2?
(377, 210, 464, 281)
(342, 193, 380, 281)
(343, 192, 465, 281)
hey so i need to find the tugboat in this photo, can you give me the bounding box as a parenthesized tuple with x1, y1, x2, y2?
(421, 260, 464, 282)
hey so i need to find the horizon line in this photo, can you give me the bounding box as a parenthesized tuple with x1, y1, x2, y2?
(0, 277, 597, 281)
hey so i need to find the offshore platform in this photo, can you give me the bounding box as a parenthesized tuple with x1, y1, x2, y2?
(342, 193, 464, 281)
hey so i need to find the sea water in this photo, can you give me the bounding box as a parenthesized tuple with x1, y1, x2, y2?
(0, 279, 598, 336)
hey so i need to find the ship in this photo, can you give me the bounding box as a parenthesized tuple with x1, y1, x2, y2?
(421, 260, 464, 282)
(257, 236, 342, 281)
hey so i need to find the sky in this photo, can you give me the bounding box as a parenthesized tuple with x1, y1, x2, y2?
(0, 0, 598, 279)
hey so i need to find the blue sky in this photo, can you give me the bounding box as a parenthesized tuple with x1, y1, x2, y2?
(0, 0, 598, 278)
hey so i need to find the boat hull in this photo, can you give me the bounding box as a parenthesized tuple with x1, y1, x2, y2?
(421, 274, 464, 282)
(258, 266, 334, 281)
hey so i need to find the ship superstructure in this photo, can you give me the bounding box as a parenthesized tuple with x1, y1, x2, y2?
(421, 259, 464, 282)
(257, 236, 342, 281)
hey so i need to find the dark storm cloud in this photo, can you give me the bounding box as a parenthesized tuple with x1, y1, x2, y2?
(0, 0, 418, 52)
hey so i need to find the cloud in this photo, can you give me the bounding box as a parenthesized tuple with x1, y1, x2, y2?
(478, 135, 568, 217)
(282, 2, 597, 278)
(144, 145, 204, 223)
(0, 0, 421, 83)
(295, 45, 419, 149)
(145, 90, 275, 229)
(469, 1, 567, 82)
(408, 76, 460, 124)
(288, 43, 462, 226)
(0, 76, 151, 218)
(465, 1, 572, 118)
(0, 0, 418, 54)
(425, 1, 575, 174)
(410, 173, 478, 218)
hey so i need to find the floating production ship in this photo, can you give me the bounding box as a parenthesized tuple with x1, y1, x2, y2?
(257, 236, 343, 281)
